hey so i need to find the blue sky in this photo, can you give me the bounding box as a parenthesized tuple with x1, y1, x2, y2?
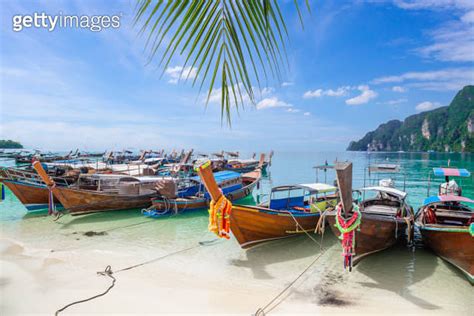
(1, 0, 473, 152)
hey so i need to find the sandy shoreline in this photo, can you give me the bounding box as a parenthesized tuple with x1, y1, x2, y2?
(1, 229, 472, 316)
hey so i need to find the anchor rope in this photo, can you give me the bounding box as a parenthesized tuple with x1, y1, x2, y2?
(254, 208, 331, 316)
(54, 236, 220, 315)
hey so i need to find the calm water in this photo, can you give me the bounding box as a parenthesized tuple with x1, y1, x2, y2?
(0, 151, 473, 313)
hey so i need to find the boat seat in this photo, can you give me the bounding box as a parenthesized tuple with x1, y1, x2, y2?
(363, 204, 398, 215)
(435, 211, 473, 226)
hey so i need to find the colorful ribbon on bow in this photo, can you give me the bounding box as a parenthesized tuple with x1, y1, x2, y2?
(334, 202, 361, 271)
(208, 194, 232, 239)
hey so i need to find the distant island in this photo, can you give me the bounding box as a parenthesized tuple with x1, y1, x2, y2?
(0, 140, 23, 149)
(348, 85, 474, 152)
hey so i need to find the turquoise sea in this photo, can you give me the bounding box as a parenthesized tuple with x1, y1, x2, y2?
(0, 151, 473, 314)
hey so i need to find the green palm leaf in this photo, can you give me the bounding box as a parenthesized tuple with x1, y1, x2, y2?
(134, 0, 308, 125)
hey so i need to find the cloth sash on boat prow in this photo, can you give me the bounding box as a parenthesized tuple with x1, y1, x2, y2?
(334, 162, 360, 271)
(194, 159, 233, 239)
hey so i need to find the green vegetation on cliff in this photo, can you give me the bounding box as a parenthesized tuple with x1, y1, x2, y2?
(348, 85, 474, 152)
(0, 140, 23, 149)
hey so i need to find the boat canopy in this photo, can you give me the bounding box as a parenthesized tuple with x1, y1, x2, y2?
(191, 170, 241, 184)
(272, 183, 336, 194)
(79, 174, 169, 183)
(369, 164, 400, 173)
(423, 195, 474, 206)
(433, 168, 471, 177)
(361, 186, 407, 199)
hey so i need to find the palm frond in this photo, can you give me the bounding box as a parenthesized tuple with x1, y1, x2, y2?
(135, 0, 307, 124)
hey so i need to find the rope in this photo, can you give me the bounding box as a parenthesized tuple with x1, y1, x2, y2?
(254, 209, 328, 315)
(54, 238, 218, 315)
(55, 265, 116, 316)
(114, 244, 200, 273)
(314, 209, 328, 235)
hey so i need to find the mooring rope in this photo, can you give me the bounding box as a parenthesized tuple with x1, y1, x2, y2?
(54, 265, 115, 316)
(254, 209, 329, 316)
(54, 237, 219, 315)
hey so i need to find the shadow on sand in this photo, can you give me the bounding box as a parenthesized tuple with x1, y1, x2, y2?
(356, 244, 440, 310)
(230, 233, 338, 280)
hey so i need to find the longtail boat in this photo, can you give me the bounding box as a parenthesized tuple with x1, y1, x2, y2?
(224, 152, 271, 173)
(32, 162, 162, 215)
(325, 162, 414, 270)
(415, 167, 474, 283)
(144, 169, 260, 217)
(194, 159, 337, 248)
(145, 154, 266, 217)
(0, 167, 74, 211)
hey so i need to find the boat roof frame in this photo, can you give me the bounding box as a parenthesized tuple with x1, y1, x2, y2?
(271, 183, 337, 194)
(432, 167, 471, 178)
(360, 186, 408, 200)
(422, 195, 474, 206)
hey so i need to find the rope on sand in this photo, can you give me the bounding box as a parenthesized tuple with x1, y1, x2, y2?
(54, 239, 219, 315)
(254, 210, 330, 316)
(54, 266, 115, 316)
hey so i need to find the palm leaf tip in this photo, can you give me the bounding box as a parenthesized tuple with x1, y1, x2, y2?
(134, 0, 307, 125)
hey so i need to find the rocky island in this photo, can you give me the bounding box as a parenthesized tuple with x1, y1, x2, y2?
(348, 85, 474, 152)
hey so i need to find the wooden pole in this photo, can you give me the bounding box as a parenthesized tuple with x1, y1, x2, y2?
(258, 153, 266, 168)
(32, 161, 55, 186)
(195, 160, 222, 202)
(335, 161, 353, 218)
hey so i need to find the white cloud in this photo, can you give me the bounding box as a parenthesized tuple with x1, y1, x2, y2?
(393, 0, 474, 11)
(303, 112, 311, 116)
(392, 86, 407, 92)
(345, 85, 378, 105)
(256, 97, 292, 110)
(461, 10, 474, 23)
(287, 108, 300, 113)
(373, 68, 473, 91)
(303, 86, 351, 99)
(326, 87, 349, 96)
(281, 82, 294, 87)
(373, 68, 470, 83)
(415, 101, 442, 112)
(416, 22, 474, 62)
(261, 87, 274, 96)
(165, 66, 197, 84)
(392, 1, 474, 62)
(379, 98, 408, 105)
(303, 89, 323, 98)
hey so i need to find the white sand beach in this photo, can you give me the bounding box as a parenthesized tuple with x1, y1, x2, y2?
(1, 208, 472, 315)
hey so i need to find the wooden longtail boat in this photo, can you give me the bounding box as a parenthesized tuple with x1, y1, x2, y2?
(33, 162, 161, 216)
(0, 167, 73, 211)
(195, 160, 338, 248)
(223, 152, 271, 173)
(415, 167, 474, 284)
(145, 170, 260, 216)
(325, 162, 414, 269)
(145, 154, 266, 216)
